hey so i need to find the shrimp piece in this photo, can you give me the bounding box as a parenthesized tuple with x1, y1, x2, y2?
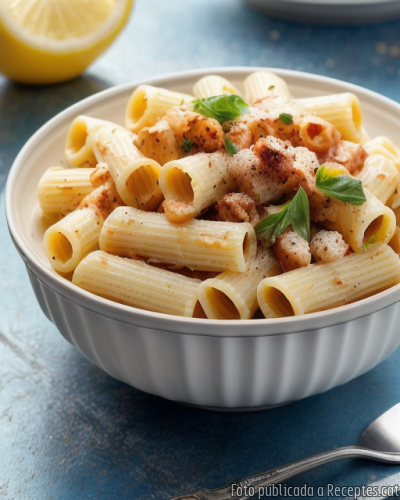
(135, 120, 180, 165)
(78, 170, 124, 220)
(215, 192, 260, 225)
(273, 231, 311, 272)
(225, 122, 253, 151)
(231, 136, 342, 224)
(163, 106, 225, 154)
(238, 95, 341, 159)
(230, 136, 319, 204)
(90, 162, 111, 187)
(237, 94, 305, 145)
(162, 199, 197, 224)
(322, 140, 368, 175)
(310, 230, 350, 264)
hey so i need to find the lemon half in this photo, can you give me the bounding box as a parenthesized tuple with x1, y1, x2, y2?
(0, 0, 134, 84)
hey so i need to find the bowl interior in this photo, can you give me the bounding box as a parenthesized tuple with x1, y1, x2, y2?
(6, 68, 400, 334)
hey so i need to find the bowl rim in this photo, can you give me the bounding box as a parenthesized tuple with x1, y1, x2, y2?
(6, 66, 400, 338)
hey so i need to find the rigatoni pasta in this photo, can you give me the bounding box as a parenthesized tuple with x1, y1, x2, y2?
(159, 151, 235, 221)
(125, 85, 194, 134)
(326, 188, 396, 251)
(293, 92, 362, 143)
(364, 136, 400, 170)
(37, 71, 400, 320)
(64, 115, 119, 168)
(92, 125, 162, 211)
(197, 247, 281, 319)
(73, 250, 203, 317)
(37, 167, 95, 215)
(257, 244, 400, 317)
(99, 206, 257, 273)
(244, 71, 291, 103)
(356, 155, 399, 204)
(193, 75, 242, 99)
(43, 207, 103, 274)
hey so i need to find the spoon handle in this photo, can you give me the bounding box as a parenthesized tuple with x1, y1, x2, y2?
(170, 446, 400, 500)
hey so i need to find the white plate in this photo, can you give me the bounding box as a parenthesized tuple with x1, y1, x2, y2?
(244, 0, 400, 24)
(5, 68, 400, 409)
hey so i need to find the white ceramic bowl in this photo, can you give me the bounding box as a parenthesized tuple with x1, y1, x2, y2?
(6, 68, 400, 410)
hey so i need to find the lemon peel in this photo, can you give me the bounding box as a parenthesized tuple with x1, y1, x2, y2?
(0, 0, 134, 84)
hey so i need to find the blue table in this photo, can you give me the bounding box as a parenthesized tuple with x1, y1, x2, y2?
(2, 1, 400, 498)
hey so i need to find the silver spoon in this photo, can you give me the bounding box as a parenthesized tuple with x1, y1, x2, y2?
(171, 403, 400, 500)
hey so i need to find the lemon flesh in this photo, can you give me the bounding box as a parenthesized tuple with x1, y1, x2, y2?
(0, 0, 134, 84)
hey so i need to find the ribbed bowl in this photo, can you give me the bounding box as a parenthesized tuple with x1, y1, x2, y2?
(6, 68, 400, 410)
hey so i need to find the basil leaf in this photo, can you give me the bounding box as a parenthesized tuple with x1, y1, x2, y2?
(223, 135, 238, 156)
(316, 165, 367, 205)
(193, 94, 249, 124)
(255, 201, 291, 247)
(181, 139, 195, 153)
(255, 187, 310, 247)
(362, 235, 377, 250)
(287, 187, 310, 242)
(278, 113, 293, 125)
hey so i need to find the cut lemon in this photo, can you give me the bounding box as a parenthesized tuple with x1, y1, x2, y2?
(0, 0, 134, 84)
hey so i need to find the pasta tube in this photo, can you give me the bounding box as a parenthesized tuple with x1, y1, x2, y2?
(244, 71, 291, 103)
(43, 207, 103, 273)
(37, 167, 95, 215)
(293, 93, 362, 143)
(359, 127, 370, 145)
(197, 247, 281, 320)
(389, 226, 400, 255)
(192, 75, 242, 99)
(357, 154, 399, 205)
(298, 115, 340, 154)
(326, 188, 396, 251)
(159, 152, 235, 219)
(257, 243, 400, 317)
(64, 115, 120, 168)
(125, 85, 194, 134)
(93, 125, 162, 210)
(364, 136, 400, 170)
(72, 250, 203, 317)
(99, 206, 257, 272)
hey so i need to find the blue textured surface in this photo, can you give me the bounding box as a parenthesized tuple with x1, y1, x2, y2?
(2, 1, 400, 498)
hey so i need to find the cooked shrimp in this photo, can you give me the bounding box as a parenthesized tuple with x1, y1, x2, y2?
(89, 162, 111, 187)
(321, 140, 368, 175)
(135, 120, 180, 165)
(162, 199, 197, 224)
(215, 192, 260, 225)
(78, 171, 124, 220)
(224, 122, 253, 151)
(310, 230, 350, 264)
(230, 136, 320, 204)
(163, 106, 225, 154)
(273, 231, 311, 272)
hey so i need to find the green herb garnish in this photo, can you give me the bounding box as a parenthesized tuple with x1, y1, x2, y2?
(268, 85, 275, 91)
(193, 95, 247, 156)
(362, 235, 377, 250)
(289, 188, 311, 242)
(181, 139, 195, 153)
(278, 113, 293, 125)
(223, 136, 238, 156)
(193, 94, 249, 124)
(255, 187, 310, 247)
(316, 165, 367, 205)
